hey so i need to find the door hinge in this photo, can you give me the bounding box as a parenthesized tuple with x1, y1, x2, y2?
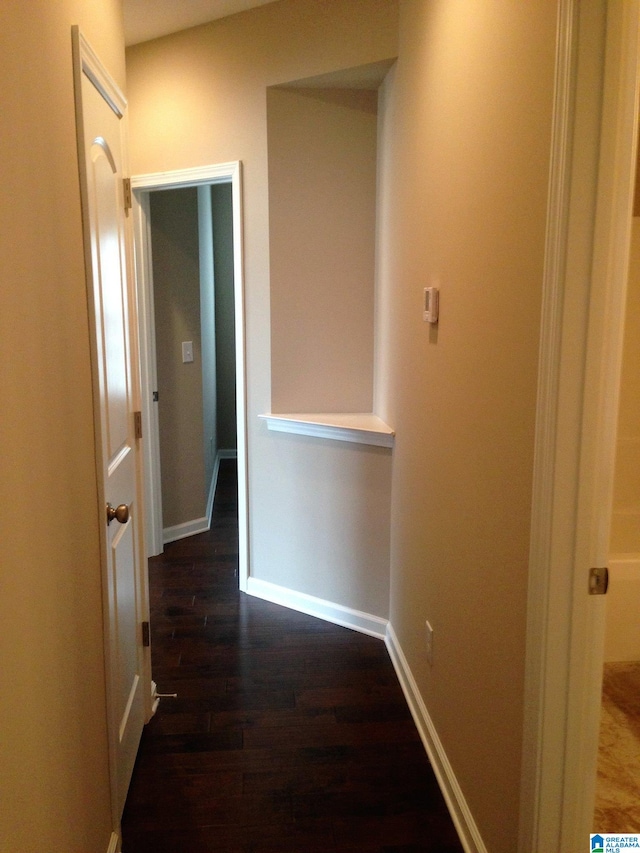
(142, 621, 150, 647)
(589, 566, 609, 595)
(152, 390, 159, 402)
(123, 177, 132, 212)
(134, 410, 143, 440)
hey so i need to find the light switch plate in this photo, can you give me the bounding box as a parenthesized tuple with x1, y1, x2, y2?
(423, 287, 439, 324)
(182, 341, 194, 363)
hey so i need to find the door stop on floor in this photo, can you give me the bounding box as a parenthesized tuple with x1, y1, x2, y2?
(151, 681, 178, 715)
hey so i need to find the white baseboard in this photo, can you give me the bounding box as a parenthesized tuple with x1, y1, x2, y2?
(244, 576, 480, 853)
(163, 516, 209, 545)
(246, 577, 388, 639)
(385, 623, 486, 853)
(163, 449, 238, 545)
(107, 831, 120, 853)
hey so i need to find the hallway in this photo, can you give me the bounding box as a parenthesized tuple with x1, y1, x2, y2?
(121, 460, 463, 852)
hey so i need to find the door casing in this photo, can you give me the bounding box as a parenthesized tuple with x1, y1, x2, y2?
(131, 163, 249, 591)
(519, 2, 640, 849)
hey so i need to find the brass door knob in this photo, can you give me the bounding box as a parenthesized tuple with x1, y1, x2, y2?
(106, 502, 129, 525)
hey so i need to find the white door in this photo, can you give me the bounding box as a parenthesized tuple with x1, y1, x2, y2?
(74, 31, 147, 826)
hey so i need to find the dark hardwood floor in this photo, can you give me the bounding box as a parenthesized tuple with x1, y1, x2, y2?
(121, 459, 463, 852)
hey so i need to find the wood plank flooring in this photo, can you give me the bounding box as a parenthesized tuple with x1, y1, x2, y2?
(121, 460, 463, 852)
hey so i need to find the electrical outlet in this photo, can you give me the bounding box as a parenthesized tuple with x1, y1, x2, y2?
(425, 620, 434, 665)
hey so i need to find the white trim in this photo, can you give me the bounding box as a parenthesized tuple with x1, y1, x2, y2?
(520, 2, 640, 850)
(74, 29, 126, 118)
(163, 516, 210, 545)
(518, 1, 578, 847)
(259, 413, 395, 448)
(131, 162, 237, 191)
(106, 832, 120, 853)
(385, 624, 486, 853)
(132, 192, 163, 556)
(246, 577, 388, 639)
(131, 162, 250, 592)
(561, 3, 640, 847)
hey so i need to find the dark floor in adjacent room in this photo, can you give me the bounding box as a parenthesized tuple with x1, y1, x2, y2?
(121, 459, 463, 852)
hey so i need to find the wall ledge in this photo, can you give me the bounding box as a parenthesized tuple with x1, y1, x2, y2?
(259, 412, 395, 447)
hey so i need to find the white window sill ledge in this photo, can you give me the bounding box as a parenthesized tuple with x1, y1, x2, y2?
(259, 413, 395, 448)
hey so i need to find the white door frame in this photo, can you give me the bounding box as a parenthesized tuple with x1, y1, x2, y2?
(131, 163, 249, 591)
(520, 2, 640, 849)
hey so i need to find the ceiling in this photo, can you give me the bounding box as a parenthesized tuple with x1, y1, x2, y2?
(122, 0, 278, 46)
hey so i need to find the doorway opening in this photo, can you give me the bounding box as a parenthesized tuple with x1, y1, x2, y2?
(131, 162, 248, 592)
(594, 137, 640, 831)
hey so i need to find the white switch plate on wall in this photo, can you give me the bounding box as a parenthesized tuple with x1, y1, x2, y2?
(423, 287, 439, 323)
(182, 341, 194, 363)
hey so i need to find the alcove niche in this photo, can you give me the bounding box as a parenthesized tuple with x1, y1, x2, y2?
(262, 59, 396, 448)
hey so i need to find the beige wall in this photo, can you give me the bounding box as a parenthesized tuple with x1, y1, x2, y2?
(610, 218, 640, 554)
(268, 85, 378, 413)
(151, 188, 207, 529)
(376, 3, 557, 851)
(127, 0, 398, 615)
(0, 1, 125, 850)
